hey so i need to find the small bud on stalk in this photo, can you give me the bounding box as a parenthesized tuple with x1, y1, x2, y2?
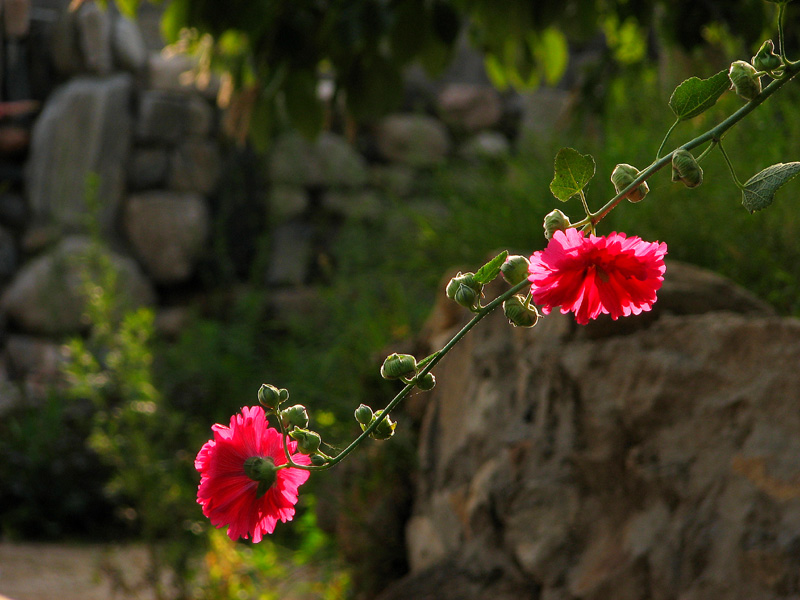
(543, 209, 571, 240)
(752, 40, 782, 73)
(354, 403, 374, 425)
(280, 404, 310, 430)
(501, 255, 531, 285)
(289, 428, 322, 454)
(415, 372, 436, 391)
(446, 272, 483, 311)
(369, 410, 397, 440)
(611, 164, 649, 203)
(729, 60, 762, 101)
(503, 295, 539, 327)
(380, 353, 418, 380)
(310, 454, 328, 467)
(671, 149, 703, 188)
(258, 383, 286, 409)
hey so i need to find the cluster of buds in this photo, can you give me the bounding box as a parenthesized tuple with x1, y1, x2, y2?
(380, 352, 436, 391)
(445, 272, 483, 311)
(611, 163, 650, 203)
(258, 383, 328, 464)
(354, 404, 396, 440)
(542, 209, 571, 240)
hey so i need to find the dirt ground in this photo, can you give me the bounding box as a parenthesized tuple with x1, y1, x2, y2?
(0, 542, 159, 600)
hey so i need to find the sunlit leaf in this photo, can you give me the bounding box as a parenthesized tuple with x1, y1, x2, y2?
(536, 28, 568, 85)
(668, 70, 730, 121)
(550, 148, 596, 202)
(474, 251, 509, 285)
(741, 162, 800, 213)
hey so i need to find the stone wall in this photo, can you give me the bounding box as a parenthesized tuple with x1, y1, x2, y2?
(0, 0, 573, 409)
(374, 264, 800, 600)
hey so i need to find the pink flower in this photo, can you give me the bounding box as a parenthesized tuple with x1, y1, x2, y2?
(195, 405, 311, 542)
(528, 229, 667, 325)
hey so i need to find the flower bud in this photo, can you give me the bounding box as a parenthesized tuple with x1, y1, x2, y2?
(289, 428, 321, 454)
(752, 40, 782, 73)
(500, 255, 531, 285)
(729, 60, 761, 101)
(258, 383, 285, 409)
(543, 209, 571, 240)
(310, 453, 328, 467)
(280, 404, 309, 430)
(446, 272, 483, 310)
(611, 164, 649, 203)
(503, 294, 539, 328)
(243, 456, 278, 497)
(671, 149, 703, 188)
(354, 403, 374, 425)
(415, 372, 436, 391)
(380, 353, 418, 380)
(369, 410, 396, 440)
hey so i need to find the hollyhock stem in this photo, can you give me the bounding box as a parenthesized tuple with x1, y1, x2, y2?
(591, 58, 800, 226)
(279, 278, 531, 471)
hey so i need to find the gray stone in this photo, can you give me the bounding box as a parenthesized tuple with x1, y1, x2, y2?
(111, 14, 147, 73)
(123, 191, 209, 284)
(266, 220, 314, 286)
(127, 147, 169, 190)
(458, 131, 511, 161)
(168, 138, 221, 194)
(268, 185, 309, 223)
(135, 90, 191, 143)
(436, 84, 503, 132)
(146, 52, 220, 100)
(517, 88, 574, 151)
(25, 74, 132, 235)
(268, 131, 367, 188)
(369, 164, 417, 197)
(75, 1, 112, 75)
(375, 114, 451, 167)
(5, 335, 66, 398)
(1, 236, 155, 335)
(321, 189, 383, 221)
(4, 0, 31, 38)
(185, 94, 215, 136)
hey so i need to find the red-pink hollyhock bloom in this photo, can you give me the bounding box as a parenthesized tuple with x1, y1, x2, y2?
(195, 405, 311, 542)
(528, 229, 667, 325)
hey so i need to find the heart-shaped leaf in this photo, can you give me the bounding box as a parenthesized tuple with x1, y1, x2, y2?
(474, 251, 509, 285)
(741, 162, 800, 213)
(668, 70, 730, 121)
(550, 148, 596, 202)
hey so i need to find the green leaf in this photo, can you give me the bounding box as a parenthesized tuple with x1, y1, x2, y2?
(474, 251, 509, 285)
(741, 162, 800, 213)
(668, 70, 730, 121)
(535, 27, 568, 85)
(550, 148, 596, 202)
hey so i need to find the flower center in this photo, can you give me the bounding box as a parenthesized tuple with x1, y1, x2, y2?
(244, 456, 278, 498)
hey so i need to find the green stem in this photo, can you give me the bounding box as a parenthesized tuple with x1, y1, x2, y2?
(778, 2, 788, 63)
(591, 59, 800, 225)
(281, 278, 531, 471)
(656, 118, 680, 160)
(717, 139, 744, 189)
(695, 141, 717, 163)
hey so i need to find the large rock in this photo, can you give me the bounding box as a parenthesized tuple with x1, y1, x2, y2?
(111, 14, 147, 73)
(123, 191, 209, 284)
(268, 131, 368, 188)
(168, 138, 221, 194)
(377, 263, 800, 600)
(25, 75, 132, 234)
(375, 114, 451, 167)
(1, 236, 155, 335)
(436, 84, 503, 132)
(75, 1, 113, 75)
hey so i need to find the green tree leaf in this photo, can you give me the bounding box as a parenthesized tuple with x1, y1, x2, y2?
(741, 162, 800, 213)
(474, 251, 509, 285)
(668, 70, 730, 121)
(550, 148, 596, 202)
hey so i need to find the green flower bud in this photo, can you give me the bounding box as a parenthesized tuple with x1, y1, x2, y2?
(501, 255, 531, 285)
(369, 410, 396, 440)
(380, 353, 418, 380)
(543, 209, 571, 240)
(446, 272, 483, 310)
(729, 60, 761, 101)
(280, 404, 309, 430)
(415, 372, 436, 391)
(611, 163, 649, 203)
(503, 294, 539, 328)
(752, 40, 782, 73)
(289, 428, 322, 454)
(310, 453, 328, 467)
(453, 282, 480, 310)
(243, 456, 278, 498)
(354, 403, 374, 425)
(258, 383, 285, 409)
(671, 148, 703, 188)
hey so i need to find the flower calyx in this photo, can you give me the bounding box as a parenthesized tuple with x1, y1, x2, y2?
(729, 60, 762, 101)
(289, 428, 322, 455)
(611, 164, 649, 203)
(543, 209, 571, 240)
(503, 294, 539, 327)
(380, 353, 418, 380)
(414, 372, 436, 391)
(446, 272, 483, 311)
(258, 383, 289, 410)
(752, 40, 782, 73)
(671, 149, 703, 188)
(243, 456, 278, 498)
(280, 404, 310, 430)
(367, 409, 397, 440)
